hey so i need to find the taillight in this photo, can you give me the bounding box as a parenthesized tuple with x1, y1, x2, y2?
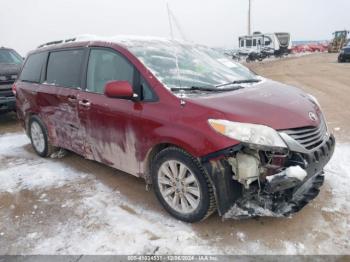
(12, 83, 17, 96)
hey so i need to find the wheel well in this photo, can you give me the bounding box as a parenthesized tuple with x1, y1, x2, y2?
(25, 113, 35, 136)
(144, 143, 179, 184)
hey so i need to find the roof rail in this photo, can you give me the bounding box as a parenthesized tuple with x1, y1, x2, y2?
(37, 37, 77, 48)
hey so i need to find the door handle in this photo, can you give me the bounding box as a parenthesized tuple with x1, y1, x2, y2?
(79, 100, 91, 107)
(68, 95, 77, 102)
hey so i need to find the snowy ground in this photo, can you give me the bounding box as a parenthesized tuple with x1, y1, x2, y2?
(0, 132, 349, 255)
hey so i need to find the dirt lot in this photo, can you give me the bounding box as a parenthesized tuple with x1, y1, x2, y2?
(0, 53, 349, 255)
(248, 53, 350, 142)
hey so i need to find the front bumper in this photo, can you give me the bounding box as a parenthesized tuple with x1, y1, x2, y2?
(0, 96, 16, 112)
(201, 134, 335, 218)
(0, 84, 15, 112)
(339, 53, 350, 62)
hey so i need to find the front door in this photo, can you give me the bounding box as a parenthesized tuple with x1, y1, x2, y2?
(78, 48, 142, 176)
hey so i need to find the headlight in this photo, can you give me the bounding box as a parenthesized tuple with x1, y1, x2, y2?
(340, 49, 345, 54)
(208, 119, 287, 148)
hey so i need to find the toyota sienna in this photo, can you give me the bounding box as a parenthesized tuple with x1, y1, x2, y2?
(14, 36, 335, 222)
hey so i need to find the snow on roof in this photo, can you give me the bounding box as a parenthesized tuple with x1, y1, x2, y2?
(38, 34, 187, 49)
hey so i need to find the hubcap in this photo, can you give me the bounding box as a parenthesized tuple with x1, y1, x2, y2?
(158, 160, 201, 214)
(31, 122, 45, 153)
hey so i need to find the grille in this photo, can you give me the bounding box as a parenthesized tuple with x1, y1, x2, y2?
(0, 74, 17, 85)
(281, 120, 328, 151)
(0, 90, 14, 97)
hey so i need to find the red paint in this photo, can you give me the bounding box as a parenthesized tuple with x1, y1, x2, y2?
(105, 81, 134, 98)
(15, 40, 322, 179)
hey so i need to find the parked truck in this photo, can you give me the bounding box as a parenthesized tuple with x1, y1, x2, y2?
(0, 47, 23, 113)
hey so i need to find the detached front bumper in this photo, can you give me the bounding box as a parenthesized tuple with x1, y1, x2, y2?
(201, 134, 335, 218)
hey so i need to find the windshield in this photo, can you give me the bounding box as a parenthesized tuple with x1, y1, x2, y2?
(125, 39, 257, 90)
(0, 49, 23, 64)
(335, 31, 347, 38)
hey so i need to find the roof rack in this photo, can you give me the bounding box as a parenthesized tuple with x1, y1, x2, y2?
(37, 37, 77, 48)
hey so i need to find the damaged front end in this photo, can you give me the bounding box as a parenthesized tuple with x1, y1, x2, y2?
(202, 121, 335, 219)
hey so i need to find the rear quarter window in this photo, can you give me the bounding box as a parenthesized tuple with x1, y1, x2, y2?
(46, 49, 84, 88)
(19, 52, 47, 83)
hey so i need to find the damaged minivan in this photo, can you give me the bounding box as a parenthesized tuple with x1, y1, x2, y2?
(15, 36, 335, 222)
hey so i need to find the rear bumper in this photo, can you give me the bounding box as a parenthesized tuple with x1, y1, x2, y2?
(201, 134, 335, 217)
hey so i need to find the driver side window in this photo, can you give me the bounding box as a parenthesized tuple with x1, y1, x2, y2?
(87, 49, 134, 94)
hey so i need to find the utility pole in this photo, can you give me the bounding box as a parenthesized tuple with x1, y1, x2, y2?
(248, 0, 251, 35)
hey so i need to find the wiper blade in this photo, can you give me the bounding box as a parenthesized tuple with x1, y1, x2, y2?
(171, 85, 244, 92)
(216, 79, 261, 88)
(170, 79, 260, 92)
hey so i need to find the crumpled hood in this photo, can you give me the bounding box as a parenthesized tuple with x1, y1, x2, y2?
(185, 79, 322, 130)
(0, 63, 21, 76)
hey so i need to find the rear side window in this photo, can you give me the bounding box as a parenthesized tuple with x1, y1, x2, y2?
(20, 52, 47, 83)
(86, 49, 134, 94)
(46, 49, 84, 88)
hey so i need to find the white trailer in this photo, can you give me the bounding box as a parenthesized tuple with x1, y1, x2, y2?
(238, 32, 292, 56)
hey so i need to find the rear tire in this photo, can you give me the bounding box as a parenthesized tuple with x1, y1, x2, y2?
(29, 116, 56, 157)
(151, 147, 216, 223)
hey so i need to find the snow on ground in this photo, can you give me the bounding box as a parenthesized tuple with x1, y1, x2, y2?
(0, 133, 219, 255)
(0, 132, 349, 255)
(323, 143, 350, 214)
(0, 134, 87, 193)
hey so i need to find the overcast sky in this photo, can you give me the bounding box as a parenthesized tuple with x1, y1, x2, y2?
(1, 0, 349, 55)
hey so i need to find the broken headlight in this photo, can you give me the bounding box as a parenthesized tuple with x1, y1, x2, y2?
(208, 119, 287, 149)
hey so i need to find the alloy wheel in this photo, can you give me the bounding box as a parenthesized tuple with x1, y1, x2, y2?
(30, 121, 45, 153)
(157, 160, 201, 214)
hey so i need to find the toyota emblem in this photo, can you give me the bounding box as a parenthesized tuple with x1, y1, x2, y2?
(309, 112, 317, 121)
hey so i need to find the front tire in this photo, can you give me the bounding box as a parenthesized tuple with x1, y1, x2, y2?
(29, 116, 55, 157)
(151, 147, 216, 223)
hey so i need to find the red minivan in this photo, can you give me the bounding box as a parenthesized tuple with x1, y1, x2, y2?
(15, 36, 335, 222)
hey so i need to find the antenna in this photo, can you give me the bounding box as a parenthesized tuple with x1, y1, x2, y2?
(167, 2, 174, 40)
(248, 0, 252, 35)
(166, 2, 182, 89)
(166, 2, 187, 41)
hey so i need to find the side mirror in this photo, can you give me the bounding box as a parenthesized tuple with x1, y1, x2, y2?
(104, 80, 134, 99)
